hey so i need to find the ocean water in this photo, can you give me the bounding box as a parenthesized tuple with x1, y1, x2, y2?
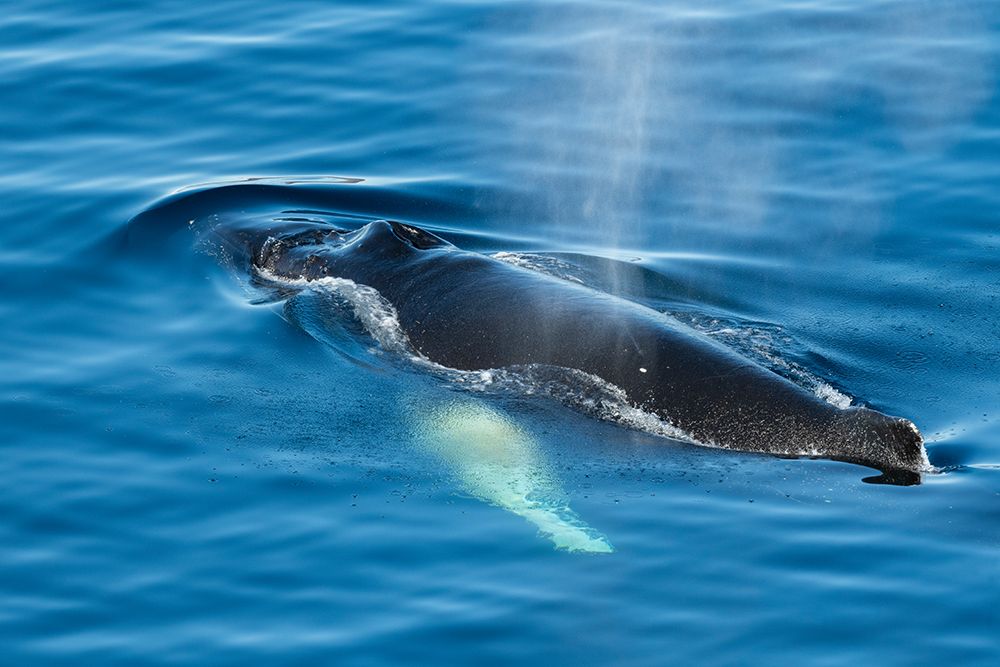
(2, 0, 999, 664)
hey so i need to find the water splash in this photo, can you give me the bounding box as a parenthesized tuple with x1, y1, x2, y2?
(675, 313, 854, 410)
(491, 252, 588, 284)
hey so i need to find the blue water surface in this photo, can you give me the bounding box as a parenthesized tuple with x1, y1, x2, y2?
(2, 1, 999, 664)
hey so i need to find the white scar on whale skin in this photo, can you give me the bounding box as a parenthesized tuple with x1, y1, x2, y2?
(411, 398, 614, 554)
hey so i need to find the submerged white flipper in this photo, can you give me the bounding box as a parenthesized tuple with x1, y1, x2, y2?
(412, 398, 613, 554)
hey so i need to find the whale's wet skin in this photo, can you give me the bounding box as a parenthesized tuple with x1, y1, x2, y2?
(131, 181, 927, 497)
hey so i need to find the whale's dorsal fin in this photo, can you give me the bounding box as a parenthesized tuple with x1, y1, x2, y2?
(385, 221, 452, 250)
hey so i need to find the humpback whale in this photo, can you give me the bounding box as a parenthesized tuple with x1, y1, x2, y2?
(204, 215, 927, 478)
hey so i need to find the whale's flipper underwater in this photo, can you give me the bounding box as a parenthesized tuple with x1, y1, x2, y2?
(412, 398, 613, 553)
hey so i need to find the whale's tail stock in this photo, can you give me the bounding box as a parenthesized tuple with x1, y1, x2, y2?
(832, 407, 928, 484)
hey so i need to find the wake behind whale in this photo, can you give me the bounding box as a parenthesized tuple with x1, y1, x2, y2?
(127, 181, 928, 483)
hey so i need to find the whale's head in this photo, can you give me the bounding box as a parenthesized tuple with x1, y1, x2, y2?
(228, 218, 452, 283)
(315, 219, 453, 278)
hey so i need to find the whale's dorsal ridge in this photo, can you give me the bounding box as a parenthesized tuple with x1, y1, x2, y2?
(383, 220, 453, 250)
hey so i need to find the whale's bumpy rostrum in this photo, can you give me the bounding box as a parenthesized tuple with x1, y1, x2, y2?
(213, 217, 928, 477)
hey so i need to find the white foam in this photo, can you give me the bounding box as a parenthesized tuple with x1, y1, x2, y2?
(492, 252, 588, 284)
(812, 383, 853, 410)
(256, 267, 417, 359)
(459, 365, 695, 444)
(689, 316, 854, 410)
